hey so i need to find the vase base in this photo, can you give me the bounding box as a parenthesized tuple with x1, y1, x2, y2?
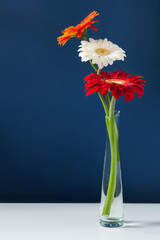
(99, 218, 124, 228)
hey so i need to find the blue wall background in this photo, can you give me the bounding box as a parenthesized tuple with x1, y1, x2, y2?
(0, 0, 159, 202)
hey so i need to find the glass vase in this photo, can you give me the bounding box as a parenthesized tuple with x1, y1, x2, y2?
(99, 111, 124, 227)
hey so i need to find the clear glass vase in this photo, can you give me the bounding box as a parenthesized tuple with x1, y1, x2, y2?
(99, 111, 124, 227)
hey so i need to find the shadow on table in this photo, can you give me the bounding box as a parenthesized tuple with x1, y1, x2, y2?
(124, 220, 160, 228)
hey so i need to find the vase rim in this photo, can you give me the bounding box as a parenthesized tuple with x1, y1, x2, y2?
(105, 110, 120, 119)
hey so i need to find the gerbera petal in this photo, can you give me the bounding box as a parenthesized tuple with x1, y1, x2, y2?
(124, 93, 131, 102)
(86, 88, 96, 96)
(100, 71, 110, 79)
(79, 11, 99, 26)
(101, 86, 109, 95)
(88, 25, 98, 31)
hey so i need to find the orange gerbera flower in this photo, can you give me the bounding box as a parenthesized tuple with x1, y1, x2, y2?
(57, 11, 99, 46)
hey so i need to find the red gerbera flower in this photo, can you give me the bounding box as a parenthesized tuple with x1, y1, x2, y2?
(84, 70, 146, 102)
(57, 11, 99, 46)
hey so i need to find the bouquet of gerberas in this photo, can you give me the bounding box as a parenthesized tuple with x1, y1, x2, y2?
(57, 11, 146, 228)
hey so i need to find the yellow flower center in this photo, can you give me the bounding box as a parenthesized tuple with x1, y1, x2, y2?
(95, 48, 110, 56)
(105, 79, 125, 84)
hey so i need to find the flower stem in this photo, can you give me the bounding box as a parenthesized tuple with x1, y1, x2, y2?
(84, 47, 120, 215)
(89, 60, 98, 71)
(105, 94, 120, 163)
(105, 94, 110, 109)
(98, 93, 109, 116)
(116, 126, 120, 163)
(102, 96, 117, 216)
(97, 69, 109, 127)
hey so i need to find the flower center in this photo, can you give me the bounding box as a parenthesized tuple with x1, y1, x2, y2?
(95, 48, 110, 56)
(105, 79, 125, 84)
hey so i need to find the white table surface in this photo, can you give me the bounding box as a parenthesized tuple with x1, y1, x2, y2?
(0, 203, 159, 240)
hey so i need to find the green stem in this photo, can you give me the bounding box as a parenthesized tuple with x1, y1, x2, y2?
(106, 93, 120, 163)
(98, 93, 108, 116)
(89, 60, 98, 71)
(98, 93, 109, 130)
(116, 125, 120, 163)
(97, 69, 109, 128)
(105, 94, 110, 109)
(102, 96, 117, 216)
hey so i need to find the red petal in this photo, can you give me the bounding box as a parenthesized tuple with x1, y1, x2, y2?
(88, 25, 98, 31)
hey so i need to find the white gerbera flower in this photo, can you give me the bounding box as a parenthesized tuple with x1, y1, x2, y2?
(78, 38, 126, 69)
